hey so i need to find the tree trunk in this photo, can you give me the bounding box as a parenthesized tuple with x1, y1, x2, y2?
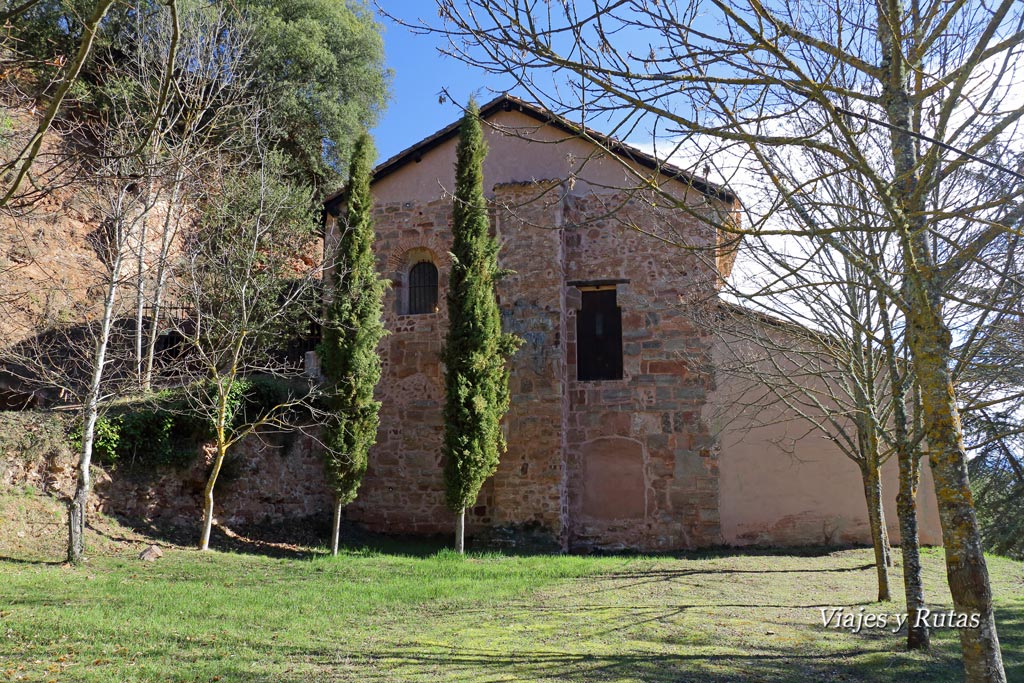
(331, 500, 342, 556)
(142, 166, 184, 392)
(897, 447, 930, 650)
(455, 509, 465, 554)
(133, 204, 149, 389)
(199, 439, 228, 551)
(880, 491, 888, 573)
(907, 301, 1005, 681)
(879, 6, 1006, 668)
(68, 408, 97, 564)
(67, 466, 88, 564)
(878, 287, 928, 648)
(881, 499, 893, 568)
(862, 463, 892, 602)
(68, 216, 126, 564)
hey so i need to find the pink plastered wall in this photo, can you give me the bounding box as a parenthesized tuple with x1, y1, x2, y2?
(707, 330, 943, 548)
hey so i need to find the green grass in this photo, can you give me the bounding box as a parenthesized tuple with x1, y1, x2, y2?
(1, 544, 1022, 682)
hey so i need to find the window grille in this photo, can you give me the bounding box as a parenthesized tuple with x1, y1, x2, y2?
(408, 261, 438, 314)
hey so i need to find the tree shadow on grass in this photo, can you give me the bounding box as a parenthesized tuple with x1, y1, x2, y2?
(106, 515, 328, 559)
(571, 562, 877, 598)
(34, 602, 1019, 683)
(6, 568, 1019, 683)
(239, 602, 1022, 683)
(450, 600, 877, 618)
(591, 564, 878, 578)
(116, 647, 957, 683)
(109, 514, 458, 560)
(0, 555, 63, 566)
(291, 641, 964, 683)
(998, 603, 1024, 683)
(301, 606, 1024, 683)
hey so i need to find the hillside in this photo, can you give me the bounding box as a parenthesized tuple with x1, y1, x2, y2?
(1, 114, 109, 347)
(1, 110, 188, 352)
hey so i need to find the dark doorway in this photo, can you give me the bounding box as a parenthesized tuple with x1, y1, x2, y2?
(576, 289, 623, 381)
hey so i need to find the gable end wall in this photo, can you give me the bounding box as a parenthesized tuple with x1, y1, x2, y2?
(345, 172, 726, 551)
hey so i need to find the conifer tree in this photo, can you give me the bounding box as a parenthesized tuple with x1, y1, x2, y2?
(318, 133, 387, 556)
(442, 100, 521, 553)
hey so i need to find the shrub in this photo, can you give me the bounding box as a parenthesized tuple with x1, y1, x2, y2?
(67, 399, 207, 470)
(69, 415, 122, 465)
(117, 409, 201, 469)
(64, 377, 310, 471)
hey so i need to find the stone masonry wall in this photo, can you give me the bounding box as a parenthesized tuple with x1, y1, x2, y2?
(343, 199, 456, 534)
(562, 192, 722, 551)
(346, 182, 728, 551)
(97, 430, 333, 529)
(346, 189, 573, 539)
(1, 414, 334, 532)
(490, 182, 569, 543)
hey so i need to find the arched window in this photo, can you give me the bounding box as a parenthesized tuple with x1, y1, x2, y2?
(407, 261, 438, 314)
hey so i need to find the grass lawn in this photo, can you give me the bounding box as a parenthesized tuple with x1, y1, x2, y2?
(0, 532, 1022, 683)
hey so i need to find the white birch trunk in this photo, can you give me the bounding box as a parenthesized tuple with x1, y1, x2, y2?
(68, 217, 128, 564)
(199, 400, 230, 552)
(331, 501, 342, 556)
(142, 166, 184, 392)
(198, 440, 227, 552)
(455, 509, 465, 554)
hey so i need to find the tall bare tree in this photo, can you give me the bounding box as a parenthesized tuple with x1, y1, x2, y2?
(2, 127, 159, 563)
(65, 150, 144, 564)
(714, 245, 896, 603)
(98, 2, 263, 393)
(713, 219, 934, 644)
(164, 148, 326, 551)
(426, 1, 1024, 678)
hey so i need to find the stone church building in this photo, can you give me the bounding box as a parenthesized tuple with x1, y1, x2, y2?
(323, 95, 942, 552)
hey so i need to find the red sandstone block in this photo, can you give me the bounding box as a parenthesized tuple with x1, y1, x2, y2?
(646, 360, 685, 375)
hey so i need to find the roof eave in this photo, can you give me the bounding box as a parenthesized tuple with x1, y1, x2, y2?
(323, 94, 738, 210)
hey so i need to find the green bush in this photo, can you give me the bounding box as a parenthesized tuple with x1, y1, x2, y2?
(69, 416, 122, 465)
(194, 379, 251, 430)
(64, 377, 310, 470)
(117, 409, 200, 469)
(67, 401, 206, 470)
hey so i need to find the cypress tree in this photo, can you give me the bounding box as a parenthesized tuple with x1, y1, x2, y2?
(318, 132, 387, 556)
(442, 100, 522, 553)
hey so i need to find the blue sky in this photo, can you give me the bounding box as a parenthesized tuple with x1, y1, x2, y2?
(371, 6, 516, 163)
(369, 4, 698, 173)
(369, 4, 671, 164)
